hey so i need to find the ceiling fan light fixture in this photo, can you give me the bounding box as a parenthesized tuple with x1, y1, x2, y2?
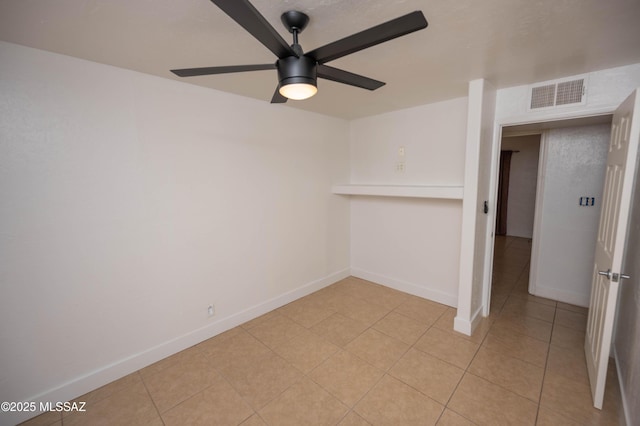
(277, 56, 318, 100)
(279, 81, 317, 100)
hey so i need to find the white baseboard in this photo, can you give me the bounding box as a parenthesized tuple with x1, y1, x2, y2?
(533, 285, 589, 307)
(350, 268, 457, 308)
(453, 316, 472, 336)
(7, 268, 350, 426)
(454, 304, 483, 336)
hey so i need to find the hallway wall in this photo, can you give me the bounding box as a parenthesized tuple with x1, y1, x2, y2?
(531, 124, 610, 306)
(501, 135, 540, 238)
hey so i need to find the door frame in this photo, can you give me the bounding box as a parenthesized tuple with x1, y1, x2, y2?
(528, 130, 547, 297)
(493, 131, 545, 296)
(481, 106, 617, 316)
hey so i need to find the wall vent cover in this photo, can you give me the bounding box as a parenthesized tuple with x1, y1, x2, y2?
(529, 77, 586, 110)
(530, 84, 557, 109)
(556, 79, 585, 105)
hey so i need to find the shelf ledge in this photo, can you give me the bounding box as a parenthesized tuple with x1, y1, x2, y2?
(332, 184, 463, 200)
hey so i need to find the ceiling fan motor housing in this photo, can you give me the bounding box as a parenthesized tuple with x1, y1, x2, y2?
(277, 55, 317, 88)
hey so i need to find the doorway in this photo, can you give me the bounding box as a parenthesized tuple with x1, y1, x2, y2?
(488, 115, 613, 313)
(495, 134, 541, 239)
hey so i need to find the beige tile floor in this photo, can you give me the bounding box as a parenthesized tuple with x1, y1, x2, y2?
(22, 236, 623, 425)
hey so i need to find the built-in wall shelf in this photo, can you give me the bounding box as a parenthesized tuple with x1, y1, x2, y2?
(331, 184, 464, 200)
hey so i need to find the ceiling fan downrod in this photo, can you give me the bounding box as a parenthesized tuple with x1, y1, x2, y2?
(277, 11, 316, 99)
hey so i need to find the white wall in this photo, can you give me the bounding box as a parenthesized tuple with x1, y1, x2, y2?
(531, 124, 610, 306)
(502, 135, 540, 238)
(0, 41, 350, 424)
(349, 98, 468, 306)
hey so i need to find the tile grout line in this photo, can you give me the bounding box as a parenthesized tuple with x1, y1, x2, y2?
(138, 370, 166, 426)
(439, 308, 496, 426)
(534, 300, 558, 425)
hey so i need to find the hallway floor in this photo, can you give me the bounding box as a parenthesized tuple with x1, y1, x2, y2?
(22, 236, 623, 425)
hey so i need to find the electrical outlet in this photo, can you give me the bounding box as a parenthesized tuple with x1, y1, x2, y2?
(398, 146, 405, 156)
(396, 162, 405, 172)
(207, 304, 215, 317)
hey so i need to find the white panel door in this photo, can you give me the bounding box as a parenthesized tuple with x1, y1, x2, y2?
(585, 89, 640, 409)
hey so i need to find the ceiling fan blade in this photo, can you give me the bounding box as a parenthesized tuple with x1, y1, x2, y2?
(307, 11, 427, 64)
(270, 86, 288, 103)
(317, 64, 385, 91)
(171, 64, 275, 77)
(211, 0, 297, 59)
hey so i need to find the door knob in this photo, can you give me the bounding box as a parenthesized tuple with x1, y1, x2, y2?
(598, 269, 612, 279)
(598, 269, 631, 282)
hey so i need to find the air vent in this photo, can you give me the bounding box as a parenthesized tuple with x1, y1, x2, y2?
(556, 79, 584, 105)
(530, 84, 556, 109)
(529, 77, 586, 110)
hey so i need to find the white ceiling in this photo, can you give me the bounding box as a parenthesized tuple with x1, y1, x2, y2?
(1, 0, 639, 119)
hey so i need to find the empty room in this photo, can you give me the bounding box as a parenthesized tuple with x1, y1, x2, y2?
(1, 0, 640, 425)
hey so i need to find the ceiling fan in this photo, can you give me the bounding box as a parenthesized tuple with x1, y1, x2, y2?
(171, 0, 428, 103)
